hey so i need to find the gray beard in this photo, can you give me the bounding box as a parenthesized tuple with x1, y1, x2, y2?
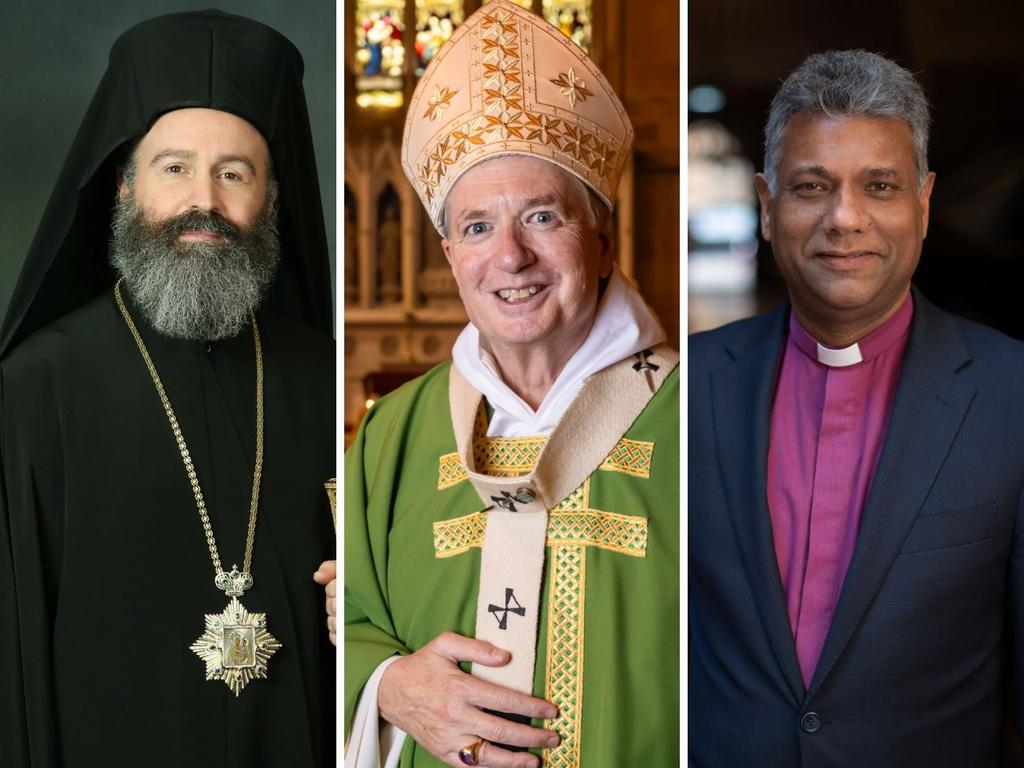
(109, 196, 281, 341)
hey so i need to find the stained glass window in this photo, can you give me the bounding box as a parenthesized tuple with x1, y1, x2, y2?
(484, 0, 534, 10)
(414, 1, 464, 77)
(355, 1, 406, 108)
(542, 1, 591, 52)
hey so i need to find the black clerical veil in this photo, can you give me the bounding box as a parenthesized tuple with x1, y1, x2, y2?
(0, 10, 332, 356)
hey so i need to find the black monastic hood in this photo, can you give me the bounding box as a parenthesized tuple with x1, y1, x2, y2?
(0, 9, 333, 355)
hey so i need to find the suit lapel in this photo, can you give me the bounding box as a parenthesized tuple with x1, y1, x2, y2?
(806, 292, 977, 699)
(710, 305, 806, 704)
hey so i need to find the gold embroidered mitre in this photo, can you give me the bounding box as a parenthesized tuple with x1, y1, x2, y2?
(402, 0, 634, 232)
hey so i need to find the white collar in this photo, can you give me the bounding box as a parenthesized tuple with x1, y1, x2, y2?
(816, 342, 863, 367)
(451, 268, 666, 437)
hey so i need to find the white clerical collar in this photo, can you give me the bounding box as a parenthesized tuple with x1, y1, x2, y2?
(816, 342, 863, 367)
(790, 295, 915, 369)
(451, 267, 666, 437)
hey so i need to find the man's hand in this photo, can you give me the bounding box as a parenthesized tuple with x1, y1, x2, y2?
(313, 560, 336, 645)
(378, 632, 560, 768)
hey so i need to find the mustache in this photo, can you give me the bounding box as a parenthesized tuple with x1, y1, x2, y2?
(109, 195, 281, 341)
(151, 209, 242, 243)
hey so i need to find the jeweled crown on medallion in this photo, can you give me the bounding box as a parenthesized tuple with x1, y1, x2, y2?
(215, 565, 254, 597)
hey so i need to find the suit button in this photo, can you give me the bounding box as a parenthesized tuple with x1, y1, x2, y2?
(800, 712, 823, 733)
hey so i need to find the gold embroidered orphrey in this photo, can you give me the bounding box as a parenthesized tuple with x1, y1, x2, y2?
(433, 431, 652, 768)
(114, 281, 281, 696)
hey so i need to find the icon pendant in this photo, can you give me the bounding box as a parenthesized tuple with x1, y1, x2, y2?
(190, 596, 282, 696)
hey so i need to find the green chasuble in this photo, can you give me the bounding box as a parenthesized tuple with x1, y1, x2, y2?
(345, 361, 679, 767)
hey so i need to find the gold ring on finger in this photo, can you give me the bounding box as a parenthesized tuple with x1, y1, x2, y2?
(457, 739, 484, 766)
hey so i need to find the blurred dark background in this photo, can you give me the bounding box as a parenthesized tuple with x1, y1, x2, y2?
(688, 0, 1024, 338)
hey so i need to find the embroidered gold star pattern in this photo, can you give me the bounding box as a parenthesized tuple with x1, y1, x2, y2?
(482, 37, 520, 59)
(588, 140, 615, 177)
(403, 0, 634, 228)
(424, 86, 458, 121)
(483, 58, 521, 84)
(561, 123, 593, 163)
(524, 112, 563, 146)
(550, 68, 593, 108)
(481, 10, 517, 36)
(484, 112, 527, 140)
(429, 135, 456, 177)
(450, 125, 488, 161)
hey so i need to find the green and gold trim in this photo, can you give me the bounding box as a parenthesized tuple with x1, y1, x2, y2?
(437, 436, 655, 489)
(433, 424, 653, 768)
(598, 438, 654, 478)
(433, 487, 648, 559)
(543, 543, 587, 767)
(437, 453, 467, 490)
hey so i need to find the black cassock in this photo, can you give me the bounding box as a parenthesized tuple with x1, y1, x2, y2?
(0, 290, 335, 766)
(1, 11, 335, 764)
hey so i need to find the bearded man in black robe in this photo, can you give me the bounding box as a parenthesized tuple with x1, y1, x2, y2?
(0, 11, 335, 767)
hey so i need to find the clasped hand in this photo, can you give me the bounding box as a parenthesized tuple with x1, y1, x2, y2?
(313, 563, 559, 766)
(378, 632, 560, 768)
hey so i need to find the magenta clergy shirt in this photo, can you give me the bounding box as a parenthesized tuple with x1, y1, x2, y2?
(767, 295, 913, 687)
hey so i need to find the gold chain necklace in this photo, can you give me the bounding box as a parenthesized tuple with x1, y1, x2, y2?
(115, 280, 281, 695)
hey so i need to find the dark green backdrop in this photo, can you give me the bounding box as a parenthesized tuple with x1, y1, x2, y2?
(0, 0, 336, 331)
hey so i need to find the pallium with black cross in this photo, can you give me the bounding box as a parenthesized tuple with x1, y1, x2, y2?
(433, 438, 657, 767)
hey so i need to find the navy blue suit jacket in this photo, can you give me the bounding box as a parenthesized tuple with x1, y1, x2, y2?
(689, 289, 1024, 767)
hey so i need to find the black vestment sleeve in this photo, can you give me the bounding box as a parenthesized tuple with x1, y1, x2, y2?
(1, 360, 63, 767)
(0, 386, 31, 766)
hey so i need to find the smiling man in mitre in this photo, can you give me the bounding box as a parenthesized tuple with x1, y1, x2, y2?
(334, 2, 678, 767)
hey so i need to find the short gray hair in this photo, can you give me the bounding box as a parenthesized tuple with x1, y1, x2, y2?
(763, 50, 931, 193)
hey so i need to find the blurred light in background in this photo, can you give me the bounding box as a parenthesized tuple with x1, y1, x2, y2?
(688, 119, 759, 331)
(688, 84, 725, 114)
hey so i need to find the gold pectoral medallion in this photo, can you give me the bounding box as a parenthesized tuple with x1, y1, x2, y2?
(115, 283, 277, 699)
(190, 596, 282, 696)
